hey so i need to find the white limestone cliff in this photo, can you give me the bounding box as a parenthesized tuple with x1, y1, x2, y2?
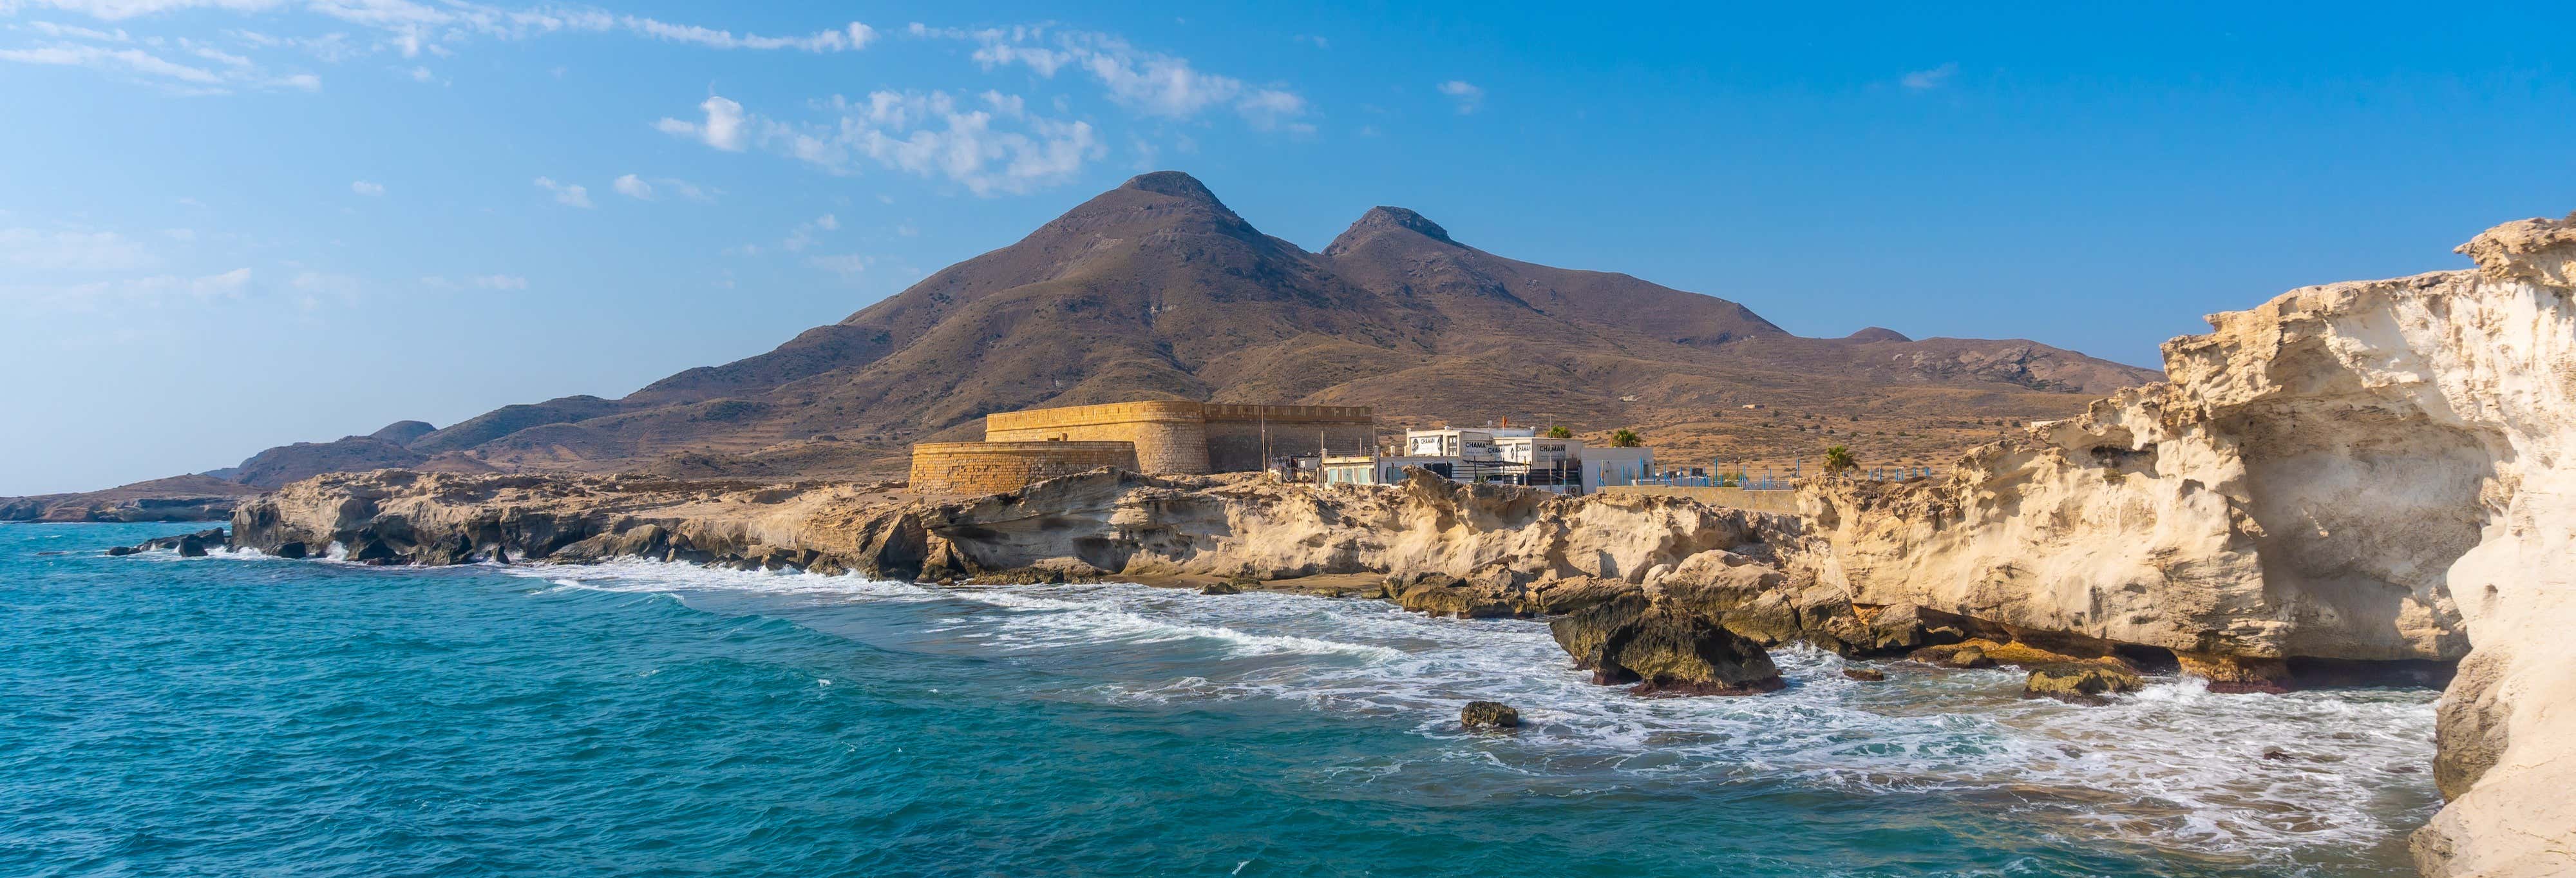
(1799, 214, 2576, 877)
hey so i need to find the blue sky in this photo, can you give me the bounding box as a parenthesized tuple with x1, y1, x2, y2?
(5, 2, 2573, 495)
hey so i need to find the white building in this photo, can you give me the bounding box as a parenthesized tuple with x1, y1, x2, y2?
(1316, 426, 1651, 495)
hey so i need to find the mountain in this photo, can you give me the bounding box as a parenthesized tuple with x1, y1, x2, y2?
(17, 169, 2159, 514)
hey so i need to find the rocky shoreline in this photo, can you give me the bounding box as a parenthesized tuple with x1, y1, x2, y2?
(93, 212, 2576, 878)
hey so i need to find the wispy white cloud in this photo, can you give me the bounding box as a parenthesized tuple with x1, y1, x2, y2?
(807, 253, 871, 277)
(659, 88, 1105, 196)
(610, 173, 713, 202)
(1, 267, 253, 306)
(0, 226, 157, 272)
(656, 95, 746, 151)
(1436, 79, 1482, 114)
(9, 3, 876, 92)
(782, 213, 836, 251)
(928, 24, 1312, 132)
(23, 20, 134, 41)
(1900, 62, 1958, 91)
(622, 17, 873, 52)
(531, 176, 592, 208)
(349, 180, 384, 196)
(468, 273, 526, 290)
(0, 42, 224, 88)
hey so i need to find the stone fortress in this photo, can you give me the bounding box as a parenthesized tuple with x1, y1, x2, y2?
(909, 401, 1376, 495)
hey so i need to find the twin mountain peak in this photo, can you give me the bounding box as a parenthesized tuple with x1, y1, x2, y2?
(183, 171, 2166, 490)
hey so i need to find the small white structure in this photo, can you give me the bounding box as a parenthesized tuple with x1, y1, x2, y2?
(1318, 426, 1651, 495)
(1580, 446, 1654, 493)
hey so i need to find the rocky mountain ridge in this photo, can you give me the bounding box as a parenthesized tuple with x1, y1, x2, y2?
(6, 170, 2155, 520)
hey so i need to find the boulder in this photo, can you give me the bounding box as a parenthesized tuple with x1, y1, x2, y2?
(1394, 573, 1514, 618)
(1460, 701, 1521, 729)
(1552, 595, 1784, 696)
(1842, 666, 1887, 682)
(1610, 606, 1788, 696)
(2024, 664, 2145, 702)
(1654, 551, 1803, 644)
(1200, 582, 1243, 595)
(1853, 603, 1969, 654)
(1549, 593, 1650, 671)
(2178, 653, 2293, 694)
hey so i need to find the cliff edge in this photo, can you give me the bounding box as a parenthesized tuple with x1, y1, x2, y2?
(1798, 213, 2576, 877)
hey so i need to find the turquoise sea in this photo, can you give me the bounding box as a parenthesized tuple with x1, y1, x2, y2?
(3, 523, 2443, 877)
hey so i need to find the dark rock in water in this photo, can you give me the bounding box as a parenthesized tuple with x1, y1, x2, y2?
(1200, 582, 1243, 595)
(33, 551, 65, 556)
(2178, 653, 2294, 694)
(1550, 595, 1785, 696)
(1550, 593, 1649, 671)
(2262, 747, 2295, 761)
(1460, 701, 1520, 729)
(1857, 602, 1971, 654)
(1842, 666, 1887, 682)
(108, 528, 227, 557)
(2023, 664, 2143, 702)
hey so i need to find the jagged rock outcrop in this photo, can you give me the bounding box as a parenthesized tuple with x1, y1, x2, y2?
(904, 468, 1788, 589)
(1547, 594, 1786, 696)
(231, 471, 929, 575)
(229, 466, 1791, 591)
(1795, 214, 2576, 878)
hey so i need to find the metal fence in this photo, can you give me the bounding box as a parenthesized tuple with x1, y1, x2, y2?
(1618, 462, 1938, 490)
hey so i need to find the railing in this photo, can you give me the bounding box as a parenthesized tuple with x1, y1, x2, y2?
(1617, 464, 1938, 490)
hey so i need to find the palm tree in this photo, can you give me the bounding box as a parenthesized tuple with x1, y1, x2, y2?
(1609, 428, 1642, 448)
(1823, 444, 1855, 472)
(1544, 425, 1573, 439)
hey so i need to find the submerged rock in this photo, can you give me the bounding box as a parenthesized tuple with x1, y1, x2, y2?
(1460, 701, 1520, 729)
(2178, 653, 2292, 694)
(2024, 664, 2144, 702)
(106, 528, 227, 557)
(1842, 666, 1887, 682)
(1940, 646, 1996, 669)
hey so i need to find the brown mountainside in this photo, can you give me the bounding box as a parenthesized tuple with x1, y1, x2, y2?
(16, 169, 2158, 513)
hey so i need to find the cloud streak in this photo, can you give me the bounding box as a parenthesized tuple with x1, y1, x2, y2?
(1901, 62, 1958, 91)
(531, 176, 592, 207)
(1437, 80, 1482, 114)
(4, 2, 879, 92)
(926, 23, 1313, 133)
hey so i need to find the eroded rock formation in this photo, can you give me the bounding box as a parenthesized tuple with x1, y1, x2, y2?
(1795, 214, 2576, 878)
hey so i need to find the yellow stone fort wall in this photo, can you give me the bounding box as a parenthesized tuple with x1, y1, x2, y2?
(983, 401, 1212, 474)
(919, 401, 1378, 486)
(906, 441, 1141, 495)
